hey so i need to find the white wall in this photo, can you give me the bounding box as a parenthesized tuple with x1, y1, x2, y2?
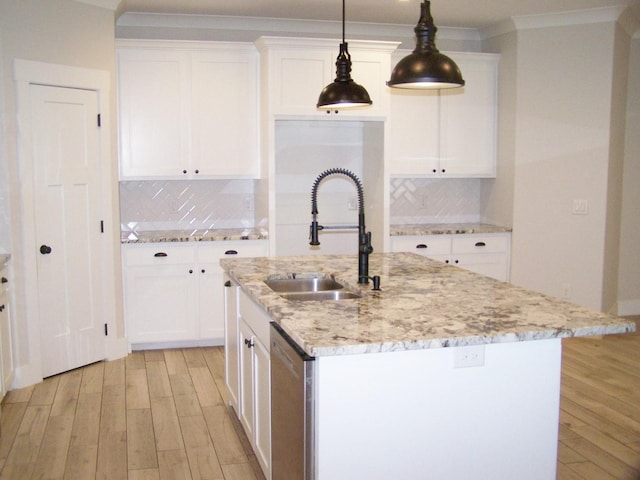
(0, 0, 122, 384)
(618, 33, 640, 315)
(509, 18, 627, 312)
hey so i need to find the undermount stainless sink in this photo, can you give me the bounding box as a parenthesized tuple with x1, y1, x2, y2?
(280, 290, 361, 302)
(264, 274, 361, 301)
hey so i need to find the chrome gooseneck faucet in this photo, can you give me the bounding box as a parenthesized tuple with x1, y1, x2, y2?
(309, 168, 380, 289)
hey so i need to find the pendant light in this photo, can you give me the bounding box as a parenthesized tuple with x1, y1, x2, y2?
(316, 0, 372, 109)
(388, 0, 464, 89)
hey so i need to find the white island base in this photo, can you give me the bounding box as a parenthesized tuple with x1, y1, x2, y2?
(315, 339, 561, 480)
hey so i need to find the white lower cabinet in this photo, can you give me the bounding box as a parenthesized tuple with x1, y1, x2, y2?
(0, 265, 13, 398)
(123, 240, 267, 346)
(391, 232, 511, 282)
(234, 289, 271, 479)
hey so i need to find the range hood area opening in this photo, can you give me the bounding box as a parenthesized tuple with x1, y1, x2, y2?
(274, 119, 385, 257)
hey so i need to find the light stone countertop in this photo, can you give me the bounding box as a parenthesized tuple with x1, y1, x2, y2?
(221, 252, 635, 357)
(121, 228, 268, 243)
(390, 223, 512, 236)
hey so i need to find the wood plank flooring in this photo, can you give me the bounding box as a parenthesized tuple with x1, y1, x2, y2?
(0, 317, 638, 479)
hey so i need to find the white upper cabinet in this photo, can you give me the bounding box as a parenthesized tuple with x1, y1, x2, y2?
(255, 37, 399, 118)
(389, 51, 499, 178)
(117, 40, 260, 179)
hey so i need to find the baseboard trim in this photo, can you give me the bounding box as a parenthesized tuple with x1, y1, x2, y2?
(130, 338, 224, 351)
(618, 299, 640, 316)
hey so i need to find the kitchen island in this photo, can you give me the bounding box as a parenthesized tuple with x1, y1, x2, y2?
(221, 252, 634, 480)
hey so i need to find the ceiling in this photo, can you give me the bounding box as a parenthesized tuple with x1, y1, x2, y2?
(117, 0, 640, 30)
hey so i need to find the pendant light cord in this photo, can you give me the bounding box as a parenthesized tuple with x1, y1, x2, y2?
(342, 0, 346, 44)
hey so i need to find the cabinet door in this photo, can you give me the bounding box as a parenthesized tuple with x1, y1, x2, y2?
(124, 264, 197, 343)
(268, 48, 334, 115)
(388, 88, 440, 175)
(198, 263, 225, 341)
(118, 49, 189, 178)
(191, 49, 259, 177)
(224, 276, 240, 412)
(238, 319, 255, 438)
(0, 288, 12, 397)
(253, 337, 271, 476)
(439, 53, 498, 177)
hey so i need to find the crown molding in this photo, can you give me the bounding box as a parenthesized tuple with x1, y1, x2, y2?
(511, 6, 627, 31)
(115, 12, 480, 43)
(481, 5, 640, 40)
(73, 0, 120, 10)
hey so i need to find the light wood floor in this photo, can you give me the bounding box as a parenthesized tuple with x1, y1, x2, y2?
(0, 318, 638, 480)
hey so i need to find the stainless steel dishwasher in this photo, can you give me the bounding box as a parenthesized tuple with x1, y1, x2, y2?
(270, 323, 316, 480)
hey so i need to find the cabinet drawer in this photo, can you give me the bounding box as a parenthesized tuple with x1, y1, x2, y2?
(123, 244, 196, 266)
(198, 240, 268, 263)
(391, 235, 452, 256)
(451, 234, 509, 254)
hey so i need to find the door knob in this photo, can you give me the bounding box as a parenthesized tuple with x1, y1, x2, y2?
(40, 245, 52, 255)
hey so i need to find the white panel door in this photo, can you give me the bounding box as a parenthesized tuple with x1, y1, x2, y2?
(30, 84, 106, 378)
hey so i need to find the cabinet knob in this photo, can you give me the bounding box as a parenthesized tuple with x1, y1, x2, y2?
(182, 169, 187, 174)
(154, 252, 168, 257)
(201, 269, 205, 274)
(224, 280, 231, 287)
(1, 277, 7, 284)
(0, 305, 4, 313)
(441, 169, 446, 173)
(40, 244, 52, 255)
(454, 260, 459, 264)
(194, 169, 199, 174)
(189, 269, 193, 274)
(244, 338, 254, 348)
(432, 169, 437, 173)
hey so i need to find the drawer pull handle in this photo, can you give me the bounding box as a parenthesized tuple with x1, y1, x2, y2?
(475, 242, 486, 247)
(154, 252, 168, 257)
(224, 250, 238, 255)
(416, 244, 427, 249)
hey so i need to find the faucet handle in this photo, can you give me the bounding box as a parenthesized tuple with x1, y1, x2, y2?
(309, 221, 322, 246)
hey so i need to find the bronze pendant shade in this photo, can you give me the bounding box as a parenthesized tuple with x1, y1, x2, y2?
(317, 0, 373, 109)
(388, 0, 465, 89)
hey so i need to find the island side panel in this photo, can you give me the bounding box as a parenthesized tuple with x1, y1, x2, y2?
(315, 339, 562, 480)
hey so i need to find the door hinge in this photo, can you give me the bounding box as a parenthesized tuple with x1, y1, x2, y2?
(104, 323, 108, 336)
(97, 113, 101, 127)
(100, 220, 104, 233)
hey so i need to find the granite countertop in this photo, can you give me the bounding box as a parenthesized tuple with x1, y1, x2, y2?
(121, 228, 268, 243)
(390, 223, 512, 236)
(221, 252, 635, 357)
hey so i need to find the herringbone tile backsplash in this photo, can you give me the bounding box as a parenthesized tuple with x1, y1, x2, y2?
(119, 180, 260, 233)
(389, 178, 481, 224)
(119, 177, 481, 234)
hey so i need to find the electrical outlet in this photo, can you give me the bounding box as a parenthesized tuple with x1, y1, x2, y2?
(572, 199, 588, 215)
(453, 345, 485, 368)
